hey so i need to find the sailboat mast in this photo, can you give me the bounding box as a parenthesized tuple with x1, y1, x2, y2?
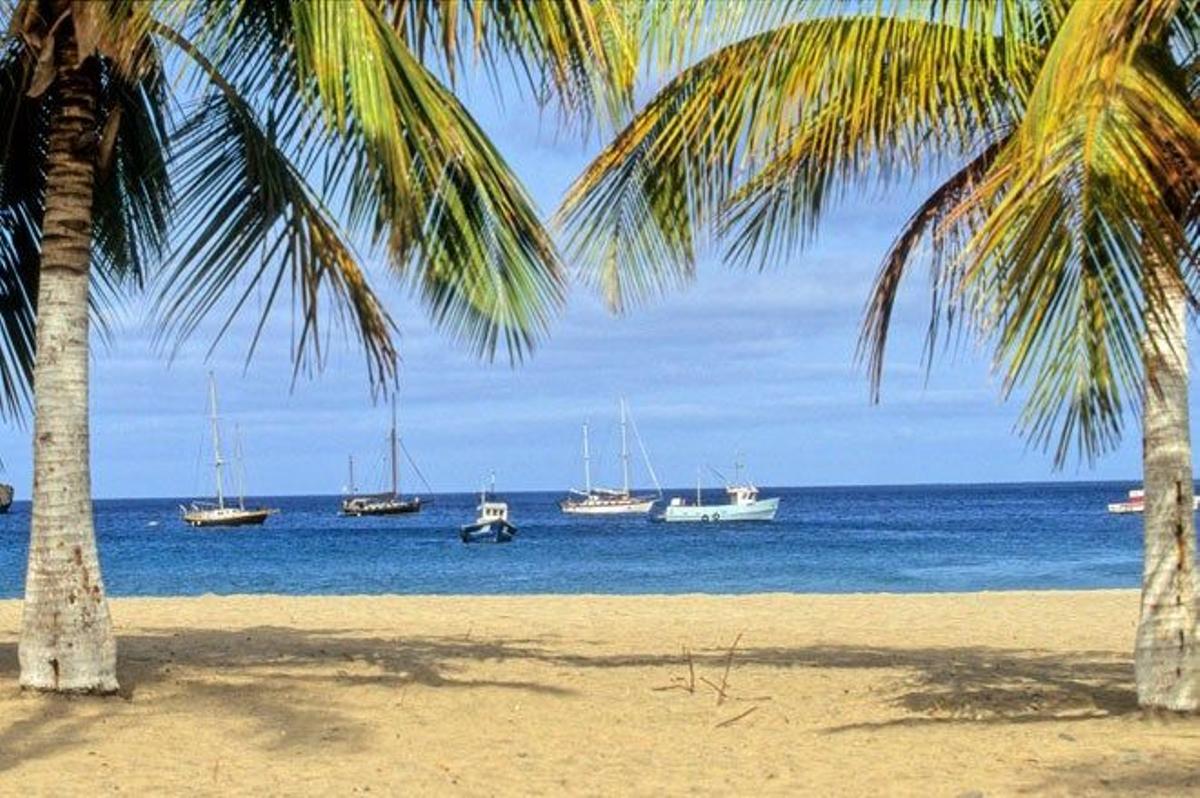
(390, 395, 399, 498)
(620, 398, 630, 494)
(696, 466, 702, 506)
(233, 423, 247, 510)
(208, 373, 226, 510)
(348, 455, 356, 495)
(582, 422, 592, 493)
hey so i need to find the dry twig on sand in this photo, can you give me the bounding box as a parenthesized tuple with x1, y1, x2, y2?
(652, 646, 696, 693)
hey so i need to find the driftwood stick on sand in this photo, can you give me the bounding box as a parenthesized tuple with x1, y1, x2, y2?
(714, 632, 744, 706)
(715, 705, 759, 728)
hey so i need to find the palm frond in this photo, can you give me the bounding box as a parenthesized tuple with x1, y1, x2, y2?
(949, 1, 1200, 462)
(0, 36, 41, 419)
(857, 137, 1009, 402)
(155, 85, 398, 386)
(557, 2, 1049, 312)
(288, 0, 565, 361)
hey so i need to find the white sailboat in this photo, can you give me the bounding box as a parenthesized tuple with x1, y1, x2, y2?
(341, 397, 423, 516)
(560, 398, 661, 515)
(181, 374, 278, 528)
(659, 458, 779, 523)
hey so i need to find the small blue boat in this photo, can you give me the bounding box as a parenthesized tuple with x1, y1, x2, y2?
(460, 474, 517, 544)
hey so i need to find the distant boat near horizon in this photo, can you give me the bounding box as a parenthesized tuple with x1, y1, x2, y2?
(658, 459, 780, 523)
(1106, 488, 1200, 514)
(341, 397, 424, 517)
(181, 374, 278, 528)
(560, 398, 661, 515)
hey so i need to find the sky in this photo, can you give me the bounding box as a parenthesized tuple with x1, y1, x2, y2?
(0, 56, 1187, 500)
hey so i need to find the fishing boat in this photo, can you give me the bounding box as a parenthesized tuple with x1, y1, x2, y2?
(560, 398, 661, 515)
(460, 474, 516, 544)
(341, 398, 424, 516)
(1107, 488, 1200, 514)
(659, 460, 779, 523)
(181, 374, 278, 528)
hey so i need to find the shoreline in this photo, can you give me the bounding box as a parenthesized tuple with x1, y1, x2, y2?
(0, 586, 1146, 602)
(2, 590, 1196, 795)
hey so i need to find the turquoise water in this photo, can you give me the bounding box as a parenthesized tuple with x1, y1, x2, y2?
(0, 482, 1149, 597)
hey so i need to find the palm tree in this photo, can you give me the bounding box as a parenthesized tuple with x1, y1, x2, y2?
(0, 0, 658, 693)
(558, 0, 1200, 710)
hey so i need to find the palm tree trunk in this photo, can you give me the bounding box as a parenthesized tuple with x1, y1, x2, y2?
(17, 16, 117, 693)
(1135, 278, 1198, 711)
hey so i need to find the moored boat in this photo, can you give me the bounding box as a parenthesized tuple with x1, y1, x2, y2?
(181, 374, 278, 528)
(341, 398, 425, 516)
(658, 460, 779, 523)
(560, 398, 661, 515)
(1107, 488, 1200, 514)
(460, 474, 516, 543)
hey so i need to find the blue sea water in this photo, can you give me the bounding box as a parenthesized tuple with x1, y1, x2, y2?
(0, 482, 1151, 597)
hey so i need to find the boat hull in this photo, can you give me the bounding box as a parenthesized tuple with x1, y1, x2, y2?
(660, 497, 779, 523)
(182, 507, 275, 528)
(460, 519, 516, 544)
(341, 496, 422, 516)
(560, 496, 657, 515)
(1107, 497, 1200, 514)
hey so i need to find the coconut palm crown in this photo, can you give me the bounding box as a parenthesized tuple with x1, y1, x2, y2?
(559, 0, 1200, 710)
(0, 0, 680, 693)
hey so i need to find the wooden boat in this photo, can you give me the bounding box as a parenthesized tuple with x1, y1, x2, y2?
(181, 374, 278, 528)
(461, 474, 516, 544)
(560, 399, 661, 515)
(341, 398, 424, 516)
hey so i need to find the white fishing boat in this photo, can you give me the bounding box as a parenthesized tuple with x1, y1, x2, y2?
(341, 397, 424, 516)
(460, 473, 516, 544)
(560, 398, 661, 515)
(659, 460, 779, 523)
(181, 374, 278, 528)
(1107, 488, 1200, 514)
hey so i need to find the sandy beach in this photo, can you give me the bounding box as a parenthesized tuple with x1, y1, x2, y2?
(0, 591, 1197, 796)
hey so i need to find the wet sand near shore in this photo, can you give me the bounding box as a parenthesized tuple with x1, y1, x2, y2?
(0, 591, 1198, 796)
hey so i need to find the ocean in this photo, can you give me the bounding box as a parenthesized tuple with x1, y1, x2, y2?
(0, 482, 1150, 597)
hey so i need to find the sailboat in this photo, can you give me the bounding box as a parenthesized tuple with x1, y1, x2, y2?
(341, 397, 423, 516)
(659, 457, 780, 523)
(560, 398, 661, 515)
(181, 374, 278, 528)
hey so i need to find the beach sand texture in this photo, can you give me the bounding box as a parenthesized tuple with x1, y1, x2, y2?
(1, 591, 1198, 796)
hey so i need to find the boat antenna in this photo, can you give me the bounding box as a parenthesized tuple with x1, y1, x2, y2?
(208, 372, 225, 510)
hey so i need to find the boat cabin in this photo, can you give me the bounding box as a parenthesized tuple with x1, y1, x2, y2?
(726, 485, 760, 506)
(478, 501, 509, 523)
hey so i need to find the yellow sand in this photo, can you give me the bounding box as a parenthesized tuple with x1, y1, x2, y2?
(0, 591, 1198, 796)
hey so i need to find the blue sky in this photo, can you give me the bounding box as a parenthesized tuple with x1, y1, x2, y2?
(0, 67, 1181, 499)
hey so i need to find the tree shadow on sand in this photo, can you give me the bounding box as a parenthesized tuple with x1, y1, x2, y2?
(0, 628, 1152, 776)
